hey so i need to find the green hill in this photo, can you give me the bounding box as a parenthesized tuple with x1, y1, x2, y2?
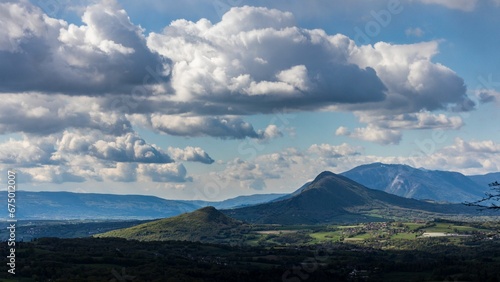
(95, 206, 250, 244)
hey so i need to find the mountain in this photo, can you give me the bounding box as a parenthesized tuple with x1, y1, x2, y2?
(0, 191, 284, 220)
(340, 163, 486, 203)
(468, 172, 500, 187)
(186, 193, 287, 209)
(223, 171, 479, 224)
(0, 191, 200, 220)
(96, 206, 248, 243)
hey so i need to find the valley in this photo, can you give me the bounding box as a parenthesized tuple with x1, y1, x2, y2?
(1, 167, 499, 281)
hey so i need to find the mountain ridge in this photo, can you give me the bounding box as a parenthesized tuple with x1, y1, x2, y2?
(223, 170, 481, 224)
(340, 162, 486, 202)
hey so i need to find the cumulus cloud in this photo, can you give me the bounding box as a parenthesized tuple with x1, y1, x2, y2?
(168, 146, 215, 164)
(0, 1, 168, 94)
(147, 6, 387, 108)
(51, 131, 173, 163)
(0, 2, 482, 188)
(137, 163, 190, 182)
(0, 129, 205, 183)
(349, 41, 470, 114)
(140, 114, 264, 139)
(0, 94, 132, 135)
(308, 143, 362, 158)
(336, 125, 402, 145)
(0, 4, 472, 141)
(0, 136, 56, 166)
(258, 124, 284, 141)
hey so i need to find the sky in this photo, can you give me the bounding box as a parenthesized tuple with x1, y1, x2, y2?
(0, 0, 499, 201)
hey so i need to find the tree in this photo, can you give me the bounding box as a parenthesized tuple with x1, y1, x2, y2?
(464, 181, 500, 209)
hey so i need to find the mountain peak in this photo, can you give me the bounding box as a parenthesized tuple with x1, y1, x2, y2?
(198, 206, 218, 213)
(313, 171, 337, 181)
(191, 206, 233, 224)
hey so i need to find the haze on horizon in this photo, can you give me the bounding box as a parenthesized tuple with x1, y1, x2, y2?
(0, 0, 499, 201)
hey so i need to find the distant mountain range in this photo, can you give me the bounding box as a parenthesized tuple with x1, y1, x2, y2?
(1, 163, 496, 220)
(0, 191, 285, 220)
(341, 163, 488, 203)
(99, 170, 488, 243)
(223, 171, 480, 224)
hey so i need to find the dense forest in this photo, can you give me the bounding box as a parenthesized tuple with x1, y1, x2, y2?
(1, 233, 500, 282)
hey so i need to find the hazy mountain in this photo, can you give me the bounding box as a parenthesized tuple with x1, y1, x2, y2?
(0, 191, 284, 220)
(340, 163, 486, 203)
(0, 191, 200, 220)
(223, 171, 479, 224)
(187, 193, 287, 209)
(468, 172, 500, 187)
(96, 206, 248, 243)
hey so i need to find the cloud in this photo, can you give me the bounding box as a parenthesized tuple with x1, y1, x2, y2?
(147, 6, 387, 109)
(405, 27, 424, 37)
(403, 138, 500, 174)
(0, 4, 472, 143)
(258, 124, 284, 141)
(349, 41, 470, 114)
(308, 143, 362, 158)
(0, 136, 56, 166)
(336, 125, 402, 145)
(137, 163, 190, 182)
(0, 94, 131, 135)
(0, 0, 168, 95)
(51, 131, 173, 163)
(356, 111, 464, 130)
(476, 89, 500, 104)
(414, 0, 478, 11)
(142, 114, 262, 139)
(168, 146, 215, 164)
(0, 129, 207, 183)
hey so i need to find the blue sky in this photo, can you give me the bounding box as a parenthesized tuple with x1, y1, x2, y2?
(0, 0, 499, 200)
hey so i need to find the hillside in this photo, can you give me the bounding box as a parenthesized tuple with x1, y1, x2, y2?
(96, 206, 249, 244)
(341, 163, 486, 202)
(223, 171, 480, 224)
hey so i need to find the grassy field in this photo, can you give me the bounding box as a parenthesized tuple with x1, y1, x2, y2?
(249, 220, 499, 246)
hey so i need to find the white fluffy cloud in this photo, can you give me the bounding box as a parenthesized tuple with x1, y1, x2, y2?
(0, 1, 167, 94)
(0, 94, 132, 135)
(336, 125, 403, 145)
(168, 146, 215, 164)
(0, 4, 472, 141)
(349, 41, 470, 114)
(0, 130, 202, 183)
(402, 138, 500, 174)
(308, 143, 362, 158)
(0, 2, 484, 189)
